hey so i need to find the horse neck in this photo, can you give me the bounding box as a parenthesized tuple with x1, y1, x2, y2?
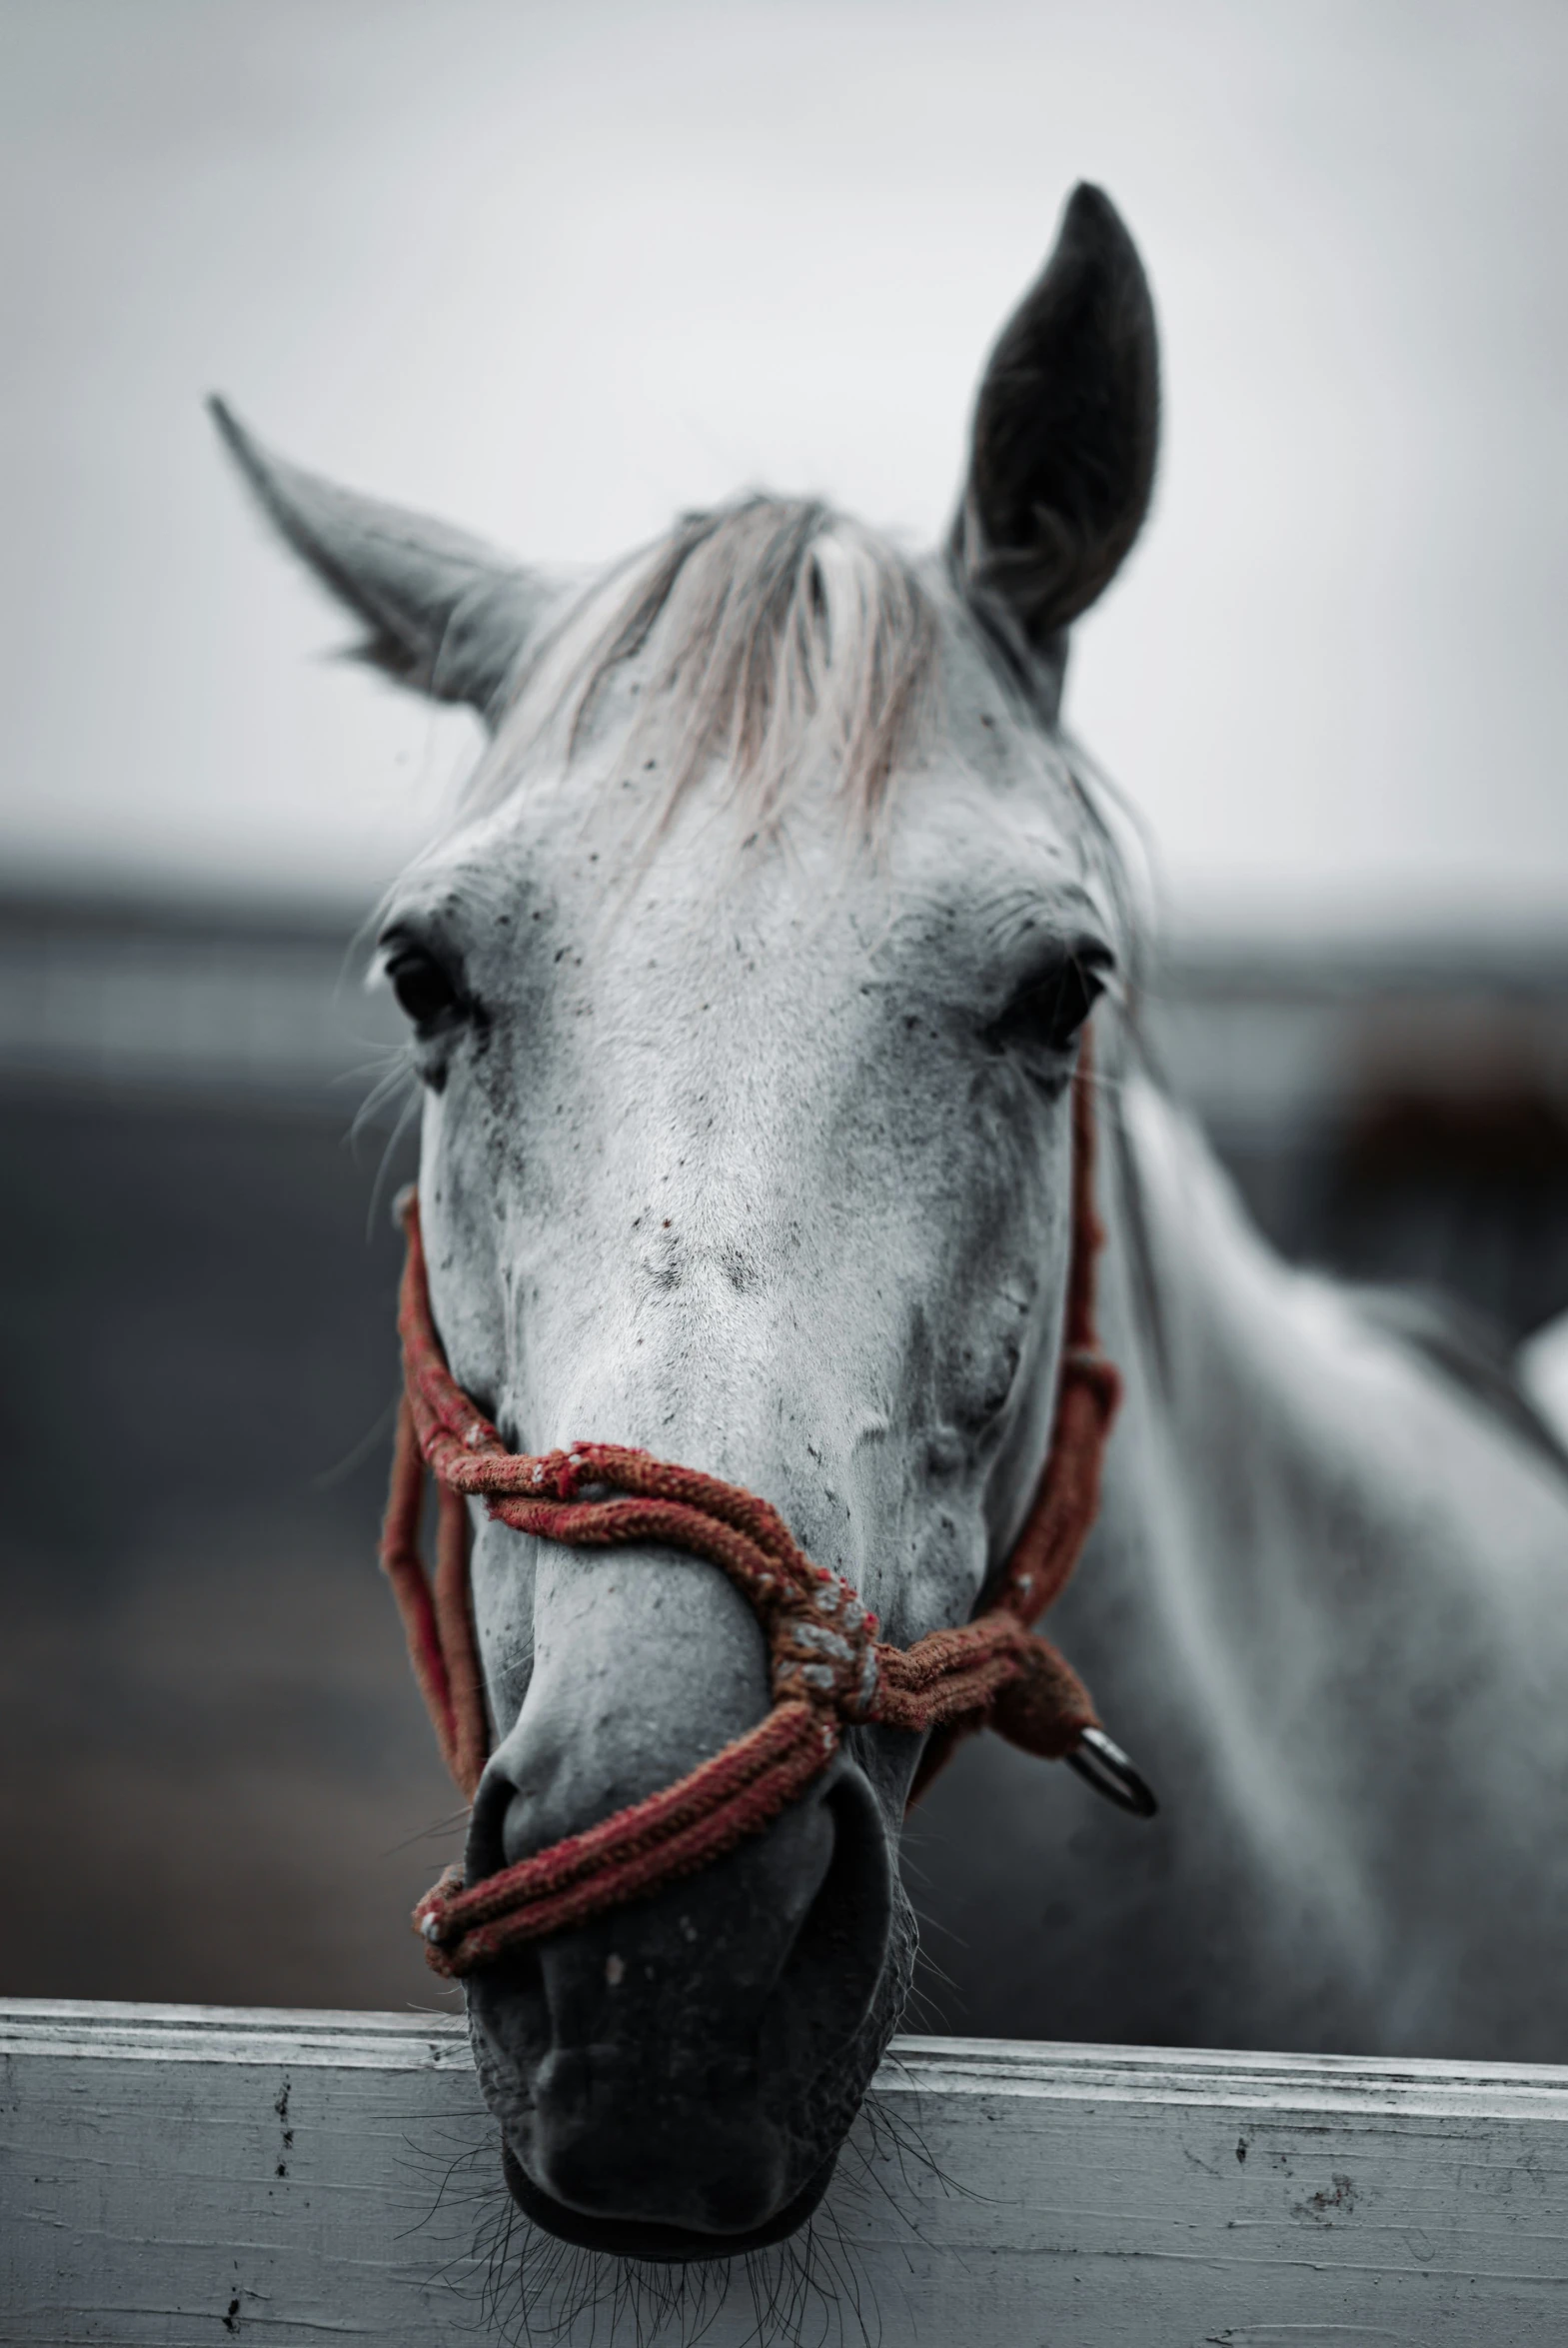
(1082, 1033, 1568, 2043)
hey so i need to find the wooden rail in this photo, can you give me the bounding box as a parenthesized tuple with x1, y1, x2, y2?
(3, 1998, 1566, 2343)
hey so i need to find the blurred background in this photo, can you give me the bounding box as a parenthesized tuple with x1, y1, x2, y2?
(3, 0, 1567, 2024)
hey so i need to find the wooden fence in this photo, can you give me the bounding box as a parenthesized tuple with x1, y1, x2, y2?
(3, 1997, 1566, 2344)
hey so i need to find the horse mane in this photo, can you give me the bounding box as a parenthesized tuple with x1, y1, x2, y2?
(1350, 1282, 1568, 1475)
(1105, 1032, 1568, 1489)
(476, 495, 940, 829)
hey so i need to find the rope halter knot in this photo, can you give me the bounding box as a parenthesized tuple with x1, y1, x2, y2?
(381, 1060, 1152, 1982)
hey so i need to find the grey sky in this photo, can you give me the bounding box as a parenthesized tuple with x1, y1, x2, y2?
(3, 0, 1566, 938)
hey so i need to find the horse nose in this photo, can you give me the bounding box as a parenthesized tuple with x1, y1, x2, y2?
(463, 1757, 893, 2238)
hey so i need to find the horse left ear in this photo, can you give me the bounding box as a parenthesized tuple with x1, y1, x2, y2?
(209, 398, 547, 724)
(950, 184, 1159, 682)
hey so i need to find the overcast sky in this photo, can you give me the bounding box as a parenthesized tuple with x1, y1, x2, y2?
(3, 0, 1566, 939)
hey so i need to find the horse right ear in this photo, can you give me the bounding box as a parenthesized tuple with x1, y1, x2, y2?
(950, 184, 1159, 691)
(209, 399, 547, 725)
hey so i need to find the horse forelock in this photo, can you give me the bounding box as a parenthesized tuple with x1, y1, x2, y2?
(447, 492, 1143, 987)
(459, 494, 942, 836)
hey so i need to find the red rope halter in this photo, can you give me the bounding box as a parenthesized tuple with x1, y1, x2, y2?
(381, 1064, 1126, 1979)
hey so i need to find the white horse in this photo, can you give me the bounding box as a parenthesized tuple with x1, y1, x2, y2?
(217, 185, 1568, 2272)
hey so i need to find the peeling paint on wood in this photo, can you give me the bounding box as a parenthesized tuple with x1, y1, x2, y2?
(3, 2000, 1566, 2343)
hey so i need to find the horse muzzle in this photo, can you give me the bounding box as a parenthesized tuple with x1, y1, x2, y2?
(464, 1751, 895, 2250)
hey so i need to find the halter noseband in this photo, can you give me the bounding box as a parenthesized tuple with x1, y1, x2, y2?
(380, 1059, 1152, 1981)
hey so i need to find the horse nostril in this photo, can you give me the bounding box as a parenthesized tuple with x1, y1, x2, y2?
(462, 1769, 555, 2081)
(768, 1764, 891, 2064)
(464, 1764, 514, 1888)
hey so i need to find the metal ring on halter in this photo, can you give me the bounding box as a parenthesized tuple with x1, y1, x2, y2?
(1066, 1724, 1159, 1818)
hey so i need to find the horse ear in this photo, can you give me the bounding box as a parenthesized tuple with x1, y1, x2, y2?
(209, 399, 546, 723)
(950, 184, 1159, 680)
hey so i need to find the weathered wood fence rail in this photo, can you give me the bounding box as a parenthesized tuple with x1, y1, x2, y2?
(3, 1998, 1566, 2344)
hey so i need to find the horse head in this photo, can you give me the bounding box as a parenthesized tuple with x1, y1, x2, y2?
(217, 184, 1158, 2261)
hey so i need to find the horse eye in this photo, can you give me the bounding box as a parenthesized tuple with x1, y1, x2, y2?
(386, 945, 465, 1033)
(993, 954, 1108, 1056)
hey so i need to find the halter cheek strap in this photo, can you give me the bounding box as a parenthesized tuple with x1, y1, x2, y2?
(380, 1058, 1147, 1981)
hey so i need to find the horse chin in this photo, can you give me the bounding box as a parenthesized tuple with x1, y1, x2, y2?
(500, 2136, 839, 2262)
